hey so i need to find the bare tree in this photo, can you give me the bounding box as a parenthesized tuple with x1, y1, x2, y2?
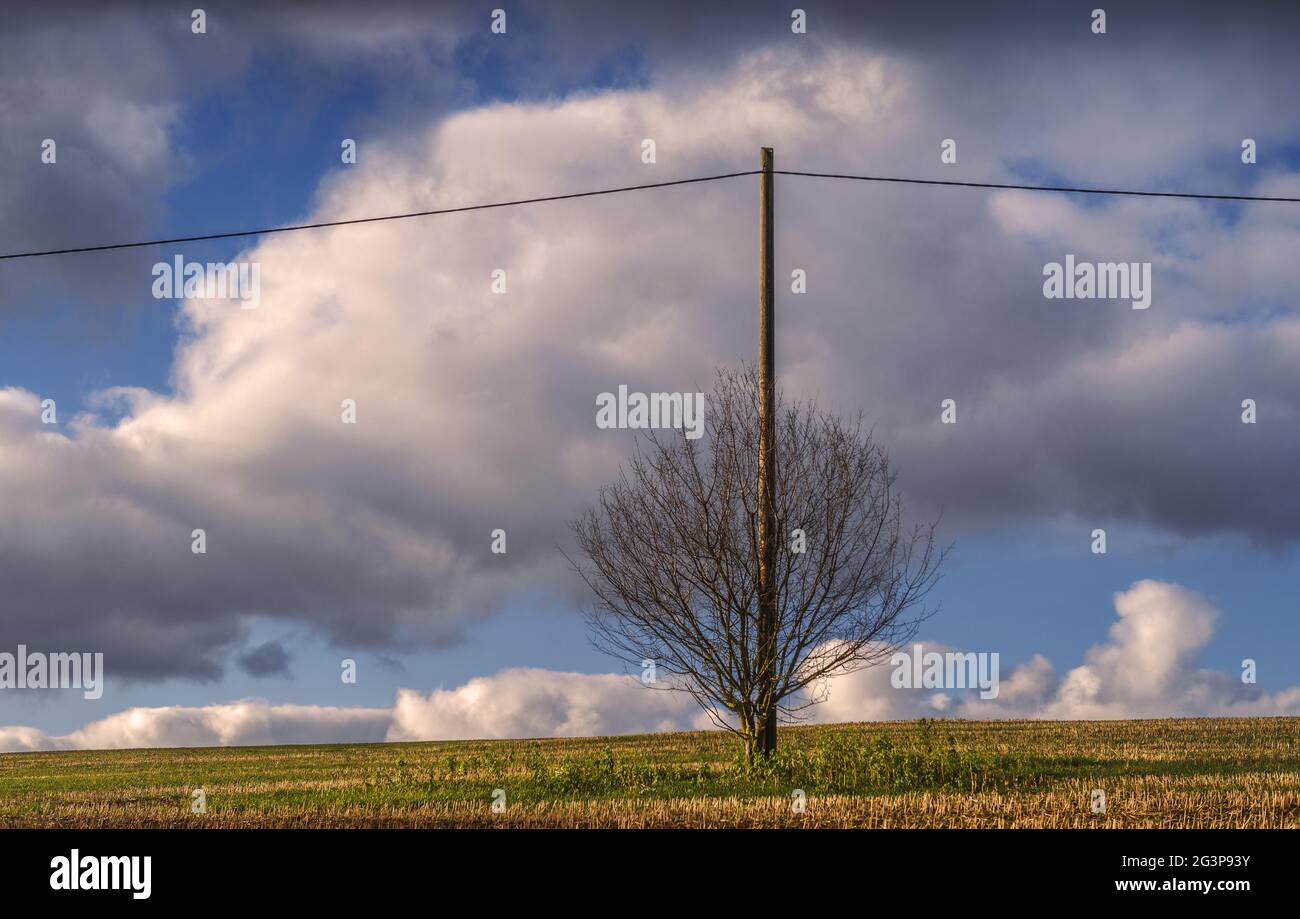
(570, 366, 945, 763)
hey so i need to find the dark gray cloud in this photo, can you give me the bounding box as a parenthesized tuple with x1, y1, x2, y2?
(237, 640, 292, 677)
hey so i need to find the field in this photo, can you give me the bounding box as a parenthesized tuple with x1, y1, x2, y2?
(2, 718, 1298, 828)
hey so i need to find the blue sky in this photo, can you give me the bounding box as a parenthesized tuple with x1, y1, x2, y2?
(3, 1, 1300, 746)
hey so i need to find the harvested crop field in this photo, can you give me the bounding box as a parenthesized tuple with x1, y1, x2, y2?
(2, 718, 1297, 828)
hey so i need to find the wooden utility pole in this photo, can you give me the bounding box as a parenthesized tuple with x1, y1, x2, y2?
(757, 146, 778, 756)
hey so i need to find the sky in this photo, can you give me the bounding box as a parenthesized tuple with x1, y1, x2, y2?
(2, 0, 1300, 750)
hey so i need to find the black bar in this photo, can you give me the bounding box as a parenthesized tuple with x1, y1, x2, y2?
(0, 828, 1280, 905)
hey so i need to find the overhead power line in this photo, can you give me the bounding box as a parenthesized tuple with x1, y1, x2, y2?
(0, 171, 760, 261)
(773, 169, 1300, 203)
(3, 167, 1299, 263)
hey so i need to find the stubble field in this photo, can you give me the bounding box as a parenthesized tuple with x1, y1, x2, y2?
(1, 717, 1297, 828)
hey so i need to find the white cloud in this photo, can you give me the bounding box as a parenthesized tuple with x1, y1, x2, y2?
(0, 701, 390, 753)
(1044, 580, 1218, 719)
(388, 667, 709, 742)
(813, 580, 1300, 722)
(0, 670, 706, 753)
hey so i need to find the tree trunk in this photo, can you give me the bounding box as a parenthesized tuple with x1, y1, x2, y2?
(742, 715, 757, 766)
(755, 699, 776, 758)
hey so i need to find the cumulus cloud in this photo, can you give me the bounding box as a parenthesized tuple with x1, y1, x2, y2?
(813, 580, 1300, 722)
(4, 579, 1298, 752)
(0, 668, 707, 752)
(2, 43, 949, 679)
(388, 668, 710, 742)
(0, 701, 391, 753)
